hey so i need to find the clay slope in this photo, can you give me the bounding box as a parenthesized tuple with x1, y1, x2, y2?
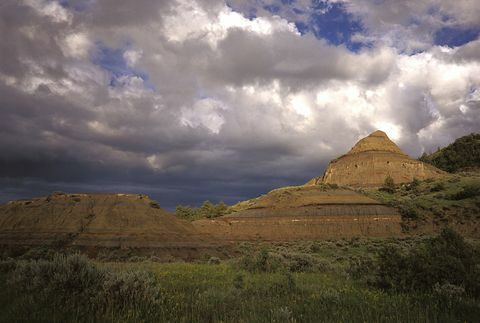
(0, 192, 212, 248)
(193, 186, 401, 240)
(309, 130, 445, 187)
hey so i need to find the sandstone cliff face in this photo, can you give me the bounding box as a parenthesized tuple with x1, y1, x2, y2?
(193, 186, 402, 240)
(314, 130, 445, 187)
(0, 192, 211, 247)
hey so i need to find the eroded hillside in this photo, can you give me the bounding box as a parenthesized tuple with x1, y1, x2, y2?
(0, 192, 213, 248)
(193, 185, 402, 240)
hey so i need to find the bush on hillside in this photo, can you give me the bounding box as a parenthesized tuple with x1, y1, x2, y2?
(175, 201, 231, 220)
(430, 182, 445, 192)
(175, 205, 196, 219)
(375, 228, 480, 296)
(398, 203, 420, 220)
(449, 184, 480, 200)
(379, 176, 396, 194)
(405, 178, 421, 192)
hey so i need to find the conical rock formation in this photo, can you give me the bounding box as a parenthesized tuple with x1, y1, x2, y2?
(310, 130, 445, 187)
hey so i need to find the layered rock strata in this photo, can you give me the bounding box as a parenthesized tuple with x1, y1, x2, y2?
(0, 192, 212, 247)
(308, 130, 445, 187)
(193, 186, 401, 240)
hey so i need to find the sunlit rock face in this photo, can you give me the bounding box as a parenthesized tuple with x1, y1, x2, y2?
(193, 186, 402, 240)
(311, 130, 446, 187)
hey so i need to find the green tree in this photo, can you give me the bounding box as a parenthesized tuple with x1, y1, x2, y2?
(213, 201, 229, 217)
(175, 205, 195, 220)
(200, 201, 215, 218)
(380, 176, 395, 193)
(175, 201, 231, 220)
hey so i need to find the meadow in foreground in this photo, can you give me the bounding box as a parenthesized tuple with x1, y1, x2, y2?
(1, 230, 479, 322)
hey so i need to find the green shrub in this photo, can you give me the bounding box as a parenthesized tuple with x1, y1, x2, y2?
(375, 228, 480, 296)
(406, 178, 421, 191)
(237, 249, 321, 273)
(398, 204, 419, 220)
(433, 282, 465, 302)
(237, 249, 282, 273)
(6, 253, 162, 310)
(208, 256, 221, 265)
(316, 259, 333, 272)
(271, 306, 293, 322)
(233, 273, 245, 289)
(449, 184, 480, 200)
(380, 176, 395, 193)
(282, 252, 317, 272)
(430, 182, 445, 192)
(347, 256, 376, 280)
(309, 242, 321, 253)
(0, 258, 16, 274)
(102, 270, 161, 307)
(9, 253, 105, 303)
(175, 205, 196, 219)
(175, 201, 231, 220)
(270, 271, 296, 294)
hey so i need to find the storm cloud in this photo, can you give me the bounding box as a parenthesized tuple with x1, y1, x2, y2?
(0, 0, 479, 208)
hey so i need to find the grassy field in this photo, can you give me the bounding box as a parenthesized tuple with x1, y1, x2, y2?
(1, 234, 480, 322)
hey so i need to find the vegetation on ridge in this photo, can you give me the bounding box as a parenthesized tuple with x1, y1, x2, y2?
(358, 171, 480, 231)
(419, 133, 480, 172)
(175, 200, 232, 221)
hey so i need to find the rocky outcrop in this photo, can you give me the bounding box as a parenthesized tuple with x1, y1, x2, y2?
(0, 192, 212, 247)
(309, 130, 446, 187)
(193, 186, 402, 240)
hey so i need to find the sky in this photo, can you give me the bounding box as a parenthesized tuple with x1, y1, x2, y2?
(0, 0, 479, 209)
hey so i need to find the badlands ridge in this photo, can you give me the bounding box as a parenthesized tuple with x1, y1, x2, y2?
(0, 131, 449, 247)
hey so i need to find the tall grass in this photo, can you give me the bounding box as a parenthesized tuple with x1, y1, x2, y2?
(1, 235, 480, 322)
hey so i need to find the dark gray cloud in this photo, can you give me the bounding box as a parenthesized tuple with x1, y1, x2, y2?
(0, 0, 479, 209)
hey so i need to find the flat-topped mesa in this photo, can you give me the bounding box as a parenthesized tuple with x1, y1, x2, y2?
(0, 192, 212, 247)
(309, 130, 446, 187)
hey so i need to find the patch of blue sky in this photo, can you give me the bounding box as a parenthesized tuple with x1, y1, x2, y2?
(295, 21, 309, 35)
(59, 0, 96, 12)
(308, 2, 366, 51)
(434, 26, 480, 47)
(91, 43, 153, 89)
(228, 0, 369, 52)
